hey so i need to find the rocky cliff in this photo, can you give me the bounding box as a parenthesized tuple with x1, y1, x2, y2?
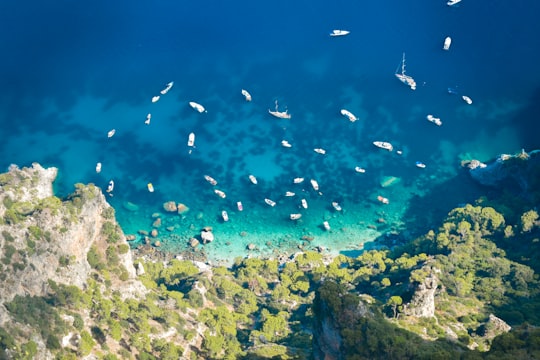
(0, 163, 143, 326)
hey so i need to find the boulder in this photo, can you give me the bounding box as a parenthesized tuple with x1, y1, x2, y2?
(201, 230, 214, 244)
(163, 201, 177, 212)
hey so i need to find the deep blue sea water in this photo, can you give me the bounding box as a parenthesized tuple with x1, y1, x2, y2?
(1, 1, 539, 263)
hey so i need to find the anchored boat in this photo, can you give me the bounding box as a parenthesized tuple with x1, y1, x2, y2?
(395, 53, 417, 90)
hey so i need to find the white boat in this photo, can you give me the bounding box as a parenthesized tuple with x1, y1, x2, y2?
(462, 95, 473, 105)
(310, 179, 319, 191)
(443, 36, 452, 50)
(222, 210, 229, 222)
(447, 0, 462, 6)
(395, 53, 417, 90)
(340, 109, 358, 122)
(95, 162, 102, 173)
(187, 132, 195, 147)
(214, 189, 226, 198)
(293, 177, 304, 184)
(373, 141, 393, 151)
(107, 129, 116, 138)
(332, 201, 342, 211)
(152, 95, 160, 103)
(323, 221, 331, 231)
(160, 81, 174, 95)
(106, 180, 114, 193)
(189, 101, 206, 113)
(314, 148, 326, 155)
(264, 198, 276, 207)
(281, 140, 292, 148)
(204, 175, 218, 186)
(285, 191, 295, 197)
(377, 195, 390, 204)
(426, 114, 442, 126)
(248, 174, 258, 185)
(415, 161, 426, 169)
(290, 213, 302, 220)
(237, 201, 243, 211)
(241, 89, 252, 101)
(145, 113, 151, 125)
(268, 100, 291, 119)
(354, 166, 366, 173)
(330, 30, 350, 37)
(147, 183, 155, 192)
(301, 199, 308, 209)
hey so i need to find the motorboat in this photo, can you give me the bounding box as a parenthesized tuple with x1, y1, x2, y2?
(248, 174, 258, 185)
(95, 162, 102, 173)
(323, 221, 331, 231)
(152, 96, 160, 103)
(330, 30, 350, 37)
(222, 210, 229, 222)
(189, 101, 206, 113)
(241, 89, 252, 101)
(415, 161, 426, 169)
(290, 213, 302, 220)
(268, 100, 291, 119)
(237, 201, 243, 211)
(285, 191, 295, 197)
(281, 140, 292, 148)
(314, 148, 326, 155)
(106, 180, 114, 193)
(160, 81, 174, 95)
(395, 53, 417, 90)
(310, 179, 319, 191)
(214, 189, 227, 198)
(340, 109, 358, 122)
(443, 36, 452, 50)
(264, 198, 276, 207)
(301, 199, 308, 209)
(462, 95, 473, 104)
(332, 201, 342, 211)
(145, 113, 151, 125)
(373, 141, 393, 151)
(204, 175, 218, 186)
(355, 166, 366, 173)
(447, 0, 462, 6)
(426, 114, 442, 126)
(377, 195, 389, 204)
(107, 129, 116, 138)
(293, 177, 304, 184)
(187, 132, 195, 147)
(147, 183, 155, 192)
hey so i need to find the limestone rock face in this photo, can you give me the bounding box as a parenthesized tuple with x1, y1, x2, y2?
(468, 149, 540, 194)
(404, 267, 439, 318)
(0, 163, 143, 325)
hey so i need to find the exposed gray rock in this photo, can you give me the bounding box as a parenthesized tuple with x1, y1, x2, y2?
(404, 267, 439, 318)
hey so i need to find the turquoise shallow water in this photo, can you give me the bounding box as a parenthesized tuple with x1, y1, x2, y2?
(1, 1, 539, 263)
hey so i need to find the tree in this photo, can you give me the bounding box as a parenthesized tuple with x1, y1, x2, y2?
(387, 296, 403, 318)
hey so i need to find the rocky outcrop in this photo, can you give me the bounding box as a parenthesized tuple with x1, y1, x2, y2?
(403, 267, 439, 318)
(0, 163, 143, 324)
(467, 149, 540, 194)
(477, 314, 512, 342)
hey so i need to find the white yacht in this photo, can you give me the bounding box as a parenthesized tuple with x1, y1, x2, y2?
(340, 109, 358, 122)
(462, 95, 473, 104)
(241, 89, 252, 101)
(354, 166, 366, 173)
(268, 100, 291, 119)
(301, 199, 308, 209)
(290, 213, 302, 220)
(293, 177, 305, 184)
(373, 141, 394, 151)
(415, 161, 426, 169)
(281, 140, 292, 148)
(443, 36, 452, 50)
(332, 201, 342, 211)
(395, 53, 417, 90)
(237, 201, 243, 211)
(187, 132, 195, 147)
(248, 174, 258, 185)
(285, 191, 295, 197)
(145, 113, 151, 125)
(222, 210, 229, 222)
(264, 198, 276, 207)
(151, 95, 160, 103)
(160, 81, 174, 95)
(330, 30, 350, 37)
(310, 179, 319, 191)
(107, 129, 116, 138)
(426, 114, 442, 126)
(214, 189, 226, 198)
(323, 221, 331, 231)
(95, 162, 102, 173)
(204, 175, 218, 186)
(189, 101, 206, 113)
(447, 0, 462, 6)
(314, 148, 326, 155)
(106, 180, 114, 193)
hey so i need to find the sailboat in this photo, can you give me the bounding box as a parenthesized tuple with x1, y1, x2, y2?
(395, 53, 417, 90)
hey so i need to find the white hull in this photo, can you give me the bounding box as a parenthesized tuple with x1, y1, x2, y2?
(462, 95, 473, 104)
(160, 81, 174, 95)
(373, 141, 393, 151)
(330, 30, 350, 37)
(268, 109, 291, 119)
(189, 101, 206, 113)
(241, 89, 252, 101)
(340, 109, 358, 122)
(443, 36, 452, 50)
